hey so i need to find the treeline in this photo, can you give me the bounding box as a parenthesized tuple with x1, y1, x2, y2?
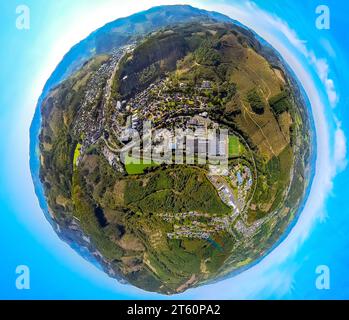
(268, 90, 292, 115)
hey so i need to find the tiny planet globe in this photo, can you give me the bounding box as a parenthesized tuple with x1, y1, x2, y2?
(33, 5, 313, 294)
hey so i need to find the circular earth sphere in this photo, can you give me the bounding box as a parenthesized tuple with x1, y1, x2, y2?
(32, 5, 313, 294)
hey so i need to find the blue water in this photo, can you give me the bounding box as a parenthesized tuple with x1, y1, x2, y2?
(1, 0, 348, 299)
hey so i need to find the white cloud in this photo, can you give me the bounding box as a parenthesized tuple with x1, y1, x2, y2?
(308, 53, 339, 107)
(333, 120, 347, 174)
(320, 38, 337, 59)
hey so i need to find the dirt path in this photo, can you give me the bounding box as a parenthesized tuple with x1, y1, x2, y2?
(242, 102, 276, 158)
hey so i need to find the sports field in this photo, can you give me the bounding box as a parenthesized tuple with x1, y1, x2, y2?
(228, 135, 240, 157)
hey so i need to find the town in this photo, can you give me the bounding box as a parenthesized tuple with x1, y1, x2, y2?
(70, 46, 261, 242)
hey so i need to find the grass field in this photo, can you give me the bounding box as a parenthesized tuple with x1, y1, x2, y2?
(73, 143, 82, 169)
(230, 48, 282, 97)
(228, 135, 240, 157)
(125, 155, 160, 175)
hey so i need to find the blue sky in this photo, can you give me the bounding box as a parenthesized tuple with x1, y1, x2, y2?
(0, 0, 348, 299)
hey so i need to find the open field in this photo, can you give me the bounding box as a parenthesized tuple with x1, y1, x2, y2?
(230, 48, 282, 98)
(73, 143, 82, 169)
(124, 155, 160, 175)
(228, 135, 240, 157)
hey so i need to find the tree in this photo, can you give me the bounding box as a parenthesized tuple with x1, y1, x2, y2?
(247, 89, 265, 114)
